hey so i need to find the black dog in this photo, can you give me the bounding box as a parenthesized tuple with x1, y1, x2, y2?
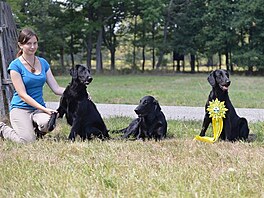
(199, 69, 249, 141)
(119, 96, 167, 141)
(57, 64, 109, 141)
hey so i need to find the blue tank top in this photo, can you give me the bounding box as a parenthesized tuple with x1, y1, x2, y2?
(8, 57, 50, 110)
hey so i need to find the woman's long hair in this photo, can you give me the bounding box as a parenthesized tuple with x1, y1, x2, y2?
(16, 28, 39, 57)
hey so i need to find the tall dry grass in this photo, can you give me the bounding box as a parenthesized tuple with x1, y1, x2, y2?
(1, 119, 264, 197)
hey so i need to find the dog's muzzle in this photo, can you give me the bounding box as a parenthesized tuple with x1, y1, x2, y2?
(219, 80, 231, 91)
(134, 108, 148, 117)
(135, 108, 142, 115)
(84, 77, 93, 85)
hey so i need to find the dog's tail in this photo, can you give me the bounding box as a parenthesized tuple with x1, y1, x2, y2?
(111, 128, 126, 134)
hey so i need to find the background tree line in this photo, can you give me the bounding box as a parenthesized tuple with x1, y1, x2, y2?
(5, 0, 264, 74)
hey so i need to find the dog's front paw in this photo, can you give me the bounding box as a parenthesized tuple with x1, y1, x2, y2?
(68, 132, 76, 142)
(199, 132, 205, 136)
(47, 112, 58, 132)
(57, 108, 65, 118)
(247, 134, 257, 142)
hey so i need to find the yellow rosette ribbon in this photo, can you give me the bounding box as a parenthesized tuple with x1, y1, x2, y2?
(194, 98, 228, 143)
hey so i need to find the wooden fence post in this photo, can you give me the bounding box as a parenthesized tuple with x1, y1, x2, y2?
(0, 2, 18, 118)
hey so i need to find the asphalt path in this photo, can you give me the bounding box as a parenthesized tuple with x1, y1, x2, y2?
(46, 102, 264, 123)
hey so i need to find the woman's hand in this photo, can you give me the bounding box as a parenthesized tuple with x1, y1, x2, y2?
(44, 108, 58, 115)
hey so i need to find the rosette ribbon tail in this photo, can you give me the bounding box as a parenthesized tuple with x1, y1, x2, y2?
(194, 98, 227, 143)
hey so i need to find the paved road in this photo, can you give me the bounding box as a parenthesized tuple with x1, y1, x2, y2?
(46, 102, 264, 123)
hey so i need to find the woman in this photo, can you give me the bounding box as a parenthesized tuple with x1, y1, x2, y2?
(0, 28, 65, 143)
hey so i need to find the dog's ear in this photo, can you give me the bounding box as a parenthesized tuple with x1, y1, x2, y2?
(207, 71, 216, 87)
(154, 99, 161, 112)
(70, 67, 78, 79)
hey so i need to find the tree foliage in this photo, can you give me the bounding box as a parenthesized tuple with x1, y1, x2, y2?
(6, 0, 264, 73)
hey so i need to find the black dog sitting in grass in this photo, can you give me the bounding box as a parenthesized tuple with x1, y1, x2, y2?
(199, 69, 250, 141)
(118, 95, 167, 141)
(57, 64, 109, 141)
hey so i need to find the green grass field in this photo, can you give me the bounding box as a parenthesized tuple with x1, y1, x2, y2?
(1, 73, 264, 197)
(44, 73, 264, 108)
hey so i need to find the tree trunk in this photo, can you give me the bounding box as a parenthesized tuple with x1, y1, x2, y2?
(132, 15, 137, 71)
(110, 47, 115, 72)
(96, 27, 103, 73)
(70, 34, 74, 68)
(218, 53, 222, 69)
(110, 33, 116, 72)
(152, 22, 155, 69)
(176, 60, 180, 72)
(156, 0, 173, 68)
(59, 47, 65, 73)
(248, 66, 253, 73)
(230, 52, 233, 72)
(141, 26, 146, 72)
(225, 51, 229, 71)
(190, 54, 195, 73)
(142, 46, 145, 72)
(86, 32, 93, 70)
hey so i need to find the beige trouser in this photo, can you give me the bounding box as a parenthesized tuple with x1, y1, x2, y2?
(1, 108, 51, 143)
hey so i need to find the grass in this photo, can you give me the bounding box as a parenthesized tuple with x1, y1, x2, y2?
(1, 118, 264, 197)
(1, 119, 264, 197)
(2, 73, 264, 197)
(44, 73, 264, 108)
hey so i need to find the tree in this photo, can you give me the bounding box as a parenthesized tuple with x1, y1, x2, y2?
(8, 0, 264, 73)
(8, 0, 70, 72)
(232, 0, 264, 72)
(103, 1, 127, 72)
(171, 0, 206, 72)
(155, 0, 173, 69)
(73, 0, 128, 73)
(202, 0, 237, 72)
(136, 0, 164, 71)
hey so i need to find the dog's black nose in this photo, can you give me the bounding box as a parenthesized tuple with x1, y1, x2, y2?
(134, 106, 143, 115)
(87, 77, 93, 83)
(226, 80, 231, 86)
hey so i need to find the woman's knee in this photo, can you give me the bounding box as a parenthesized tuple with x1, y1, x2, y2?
(31, 111, 51, 133)
(19, 132, 36, 143)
